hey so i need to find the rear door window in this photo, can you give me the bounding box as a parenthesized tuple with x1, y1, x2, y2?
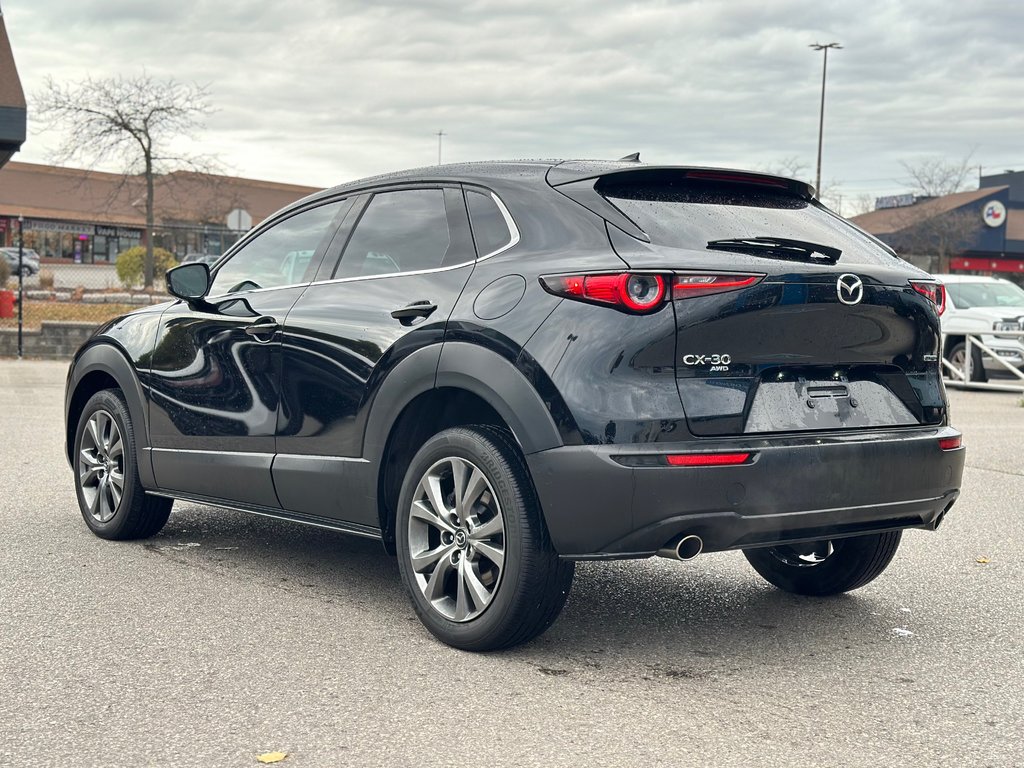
(335, 189, 453, 278)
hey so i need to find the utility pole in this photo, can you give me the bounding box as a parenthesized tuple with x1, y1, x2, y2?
(437, 130, 446, 165)
(810, 42, 842, 198)
(17, 214, 23, 359)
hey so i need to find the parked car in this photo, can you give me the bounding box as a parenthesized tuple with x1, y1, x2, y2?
(0, 247, 41, 276)
(932, 274, 1024, 381)
(64, 160, 965, 650)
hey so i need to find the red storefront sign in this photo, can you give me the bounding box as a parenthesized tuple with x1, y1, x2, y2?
(950, 257, 1024, 274)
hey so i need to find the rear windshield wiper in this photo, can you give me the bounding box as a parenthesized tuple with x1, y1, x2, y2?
(706, 237, 841, 264)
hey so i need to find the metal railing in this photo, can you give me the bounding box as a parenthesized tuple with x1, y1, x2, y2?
(941, 331, 1024, 393)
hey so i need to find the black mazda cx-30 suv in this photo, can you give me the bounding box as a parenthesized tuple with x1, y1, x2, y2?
(65, 160, 965, 650)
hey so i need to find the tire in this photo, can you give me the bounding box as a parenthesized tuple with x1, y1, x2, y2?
(73, 389, 172, 540)
(395, 425, 575, 651)
(948, 341, 987, 383)
(743, 531, 902, 596)
(19, 266, 31, 278)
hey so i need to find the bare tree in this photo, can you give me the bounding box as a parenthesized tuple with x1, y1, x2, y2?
(758, 155, 810, 181)
(34, 73, 214, 287)
(900, 153, 975, 198)
(891, 206, 978, 273)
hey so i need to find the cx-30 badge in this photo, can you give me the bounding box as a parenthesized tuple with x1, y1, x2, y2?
(836, 273, 864, 305)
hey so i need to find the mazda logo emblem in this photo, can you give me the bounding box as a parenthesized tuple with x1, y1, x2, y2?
(837, 274, 864, 305)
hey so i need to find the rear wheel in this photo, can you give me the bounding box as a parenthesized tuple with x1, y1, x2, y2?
(74, 389, 172, 540)
(743, 531, 902, 596)
(948, 341, 987, 383)
(396, 425, 574, 651)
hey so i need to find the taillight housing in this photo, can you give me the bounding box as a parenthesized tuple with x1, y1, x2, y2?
(910, 280, 946, 316)
(673, 273, 764, 298)
(541, 271, 763, 312)
(541, 273, 667, 313)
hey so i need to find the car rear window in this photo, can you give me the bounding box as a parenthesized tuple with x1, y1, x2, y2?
(598, 176, 887, 259)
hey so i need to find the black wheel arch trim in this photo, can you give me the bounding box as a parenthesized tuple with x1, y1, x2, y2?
(65, 341, 155, 488)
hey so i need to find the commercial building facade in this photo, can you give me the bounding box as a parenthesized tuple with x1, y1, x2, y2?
(0, 2, 26, 170)
(0, 162, 321, 263)
(851, 171, 1024, 281)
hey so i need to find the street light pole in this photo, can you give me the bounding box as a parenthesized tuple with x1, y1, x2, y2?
(437, 130, 446, 165)
(17, 214, 23, 359)
(810, 42, 842, 198)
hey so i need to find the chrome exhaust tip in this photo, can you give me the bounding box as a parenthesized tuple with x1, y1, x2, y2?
(657, 534, 704, 561)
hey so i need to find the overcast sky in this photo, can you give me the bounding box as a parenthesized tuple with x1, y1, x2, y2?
(4, 0, 1023, 213)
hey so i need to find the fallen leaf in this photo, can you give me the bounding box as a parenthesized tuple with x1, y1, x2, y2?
(976, 556, 990, 564)
(892, 628, 915, 638)
(257, 752, 287, 764)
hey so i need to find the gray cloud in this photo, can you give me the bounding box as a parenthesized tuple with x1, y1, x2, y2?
(6, 0, 1023, 210)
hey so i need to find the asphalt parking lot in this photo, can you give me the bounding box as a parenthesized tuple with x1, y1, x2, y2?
(1, 360, 1021, 767)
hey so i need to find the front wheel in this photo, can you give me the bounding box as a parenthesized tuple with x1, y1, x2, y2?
(73, 389, 172, 540)
(743, 531, 902, 596)
(396, 425, 574, 651)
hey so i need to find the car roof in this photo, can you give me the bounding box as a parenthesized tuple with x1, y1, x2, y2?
(289, 159, 810, 210)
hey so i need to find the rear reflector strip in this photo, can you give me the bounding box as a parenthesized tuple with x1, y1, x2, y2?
(666, 452, 752, 467)
(938, 436, 962, 451)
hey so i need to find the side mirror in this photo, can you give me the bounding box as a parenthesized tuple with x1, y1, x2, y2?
(167, 262, 211, 303)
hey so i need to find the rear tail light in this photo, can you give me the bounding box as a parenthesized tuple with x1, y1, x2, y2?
(673, 274, 763, 299)
(938, 436, 962, 451)
(910, 280, 946, 316)
(541, 273, 666, 313)
(684, 170, 789, 189)
(541, 271, 762, 311)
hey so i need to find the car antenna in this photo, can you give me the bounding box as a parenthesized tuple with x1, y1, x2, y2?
(618, 152, 641, 162)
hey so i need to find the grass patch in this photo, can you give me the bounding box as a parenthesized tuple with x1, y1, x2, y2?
(0, 300, 139, 330)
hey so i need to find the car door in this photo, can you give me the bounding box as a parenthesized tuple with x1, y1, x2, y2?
(273, 186, 476, 526)
(147, 199, 349, 507)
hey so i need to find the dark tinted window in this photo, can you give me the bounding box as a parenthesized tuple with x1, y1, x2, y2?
(336, 189, 451, 278)
(210, 202, 342, 295)
(467, 190, 512, 257)
(599, 177, 891, 260)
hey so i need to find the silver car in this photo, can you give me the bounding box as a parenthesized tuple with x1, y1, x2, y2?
(0, 247, 41, 277)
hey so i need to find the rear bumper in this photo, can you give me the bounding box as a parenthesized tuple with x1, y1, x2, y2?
(526, 426, 965, 559)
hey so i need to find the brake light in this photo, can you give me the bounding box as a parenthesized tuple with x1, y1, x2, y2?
(910, 280, 946, 316)
(666, 452, 752, 466)
(684, 170, 789, 189)
(673, 274, 763, 299)
(541, 273, 666, 313)
(938, 436, 961, 451)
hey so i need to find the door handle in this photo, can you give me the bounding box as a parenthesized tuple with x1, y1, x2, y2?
(244, 316, 280, 340)
(391, 301, 438, 322)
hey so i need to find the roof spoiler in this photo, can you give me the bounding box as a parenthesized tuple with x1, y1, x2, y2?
(547, 162, 816, 200)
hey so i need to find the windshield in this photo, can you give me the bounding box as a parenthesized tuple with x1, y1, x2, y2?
(946, 281, 1024, 309)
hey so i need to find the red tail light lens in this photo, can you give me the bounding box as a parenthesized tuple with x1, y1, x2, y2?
(541, 273, 666, 313)
(910, 280, 946, 316)
(666, 452, 752, 466)
(672, 274, 763, 299)
(938, 436, 962, 451)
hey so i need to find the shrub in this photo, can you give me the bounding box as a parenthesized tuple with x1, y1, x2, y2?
(115, 246, 178, 289)
(0, 255, 9, 290)
(38, 269, 55, 290)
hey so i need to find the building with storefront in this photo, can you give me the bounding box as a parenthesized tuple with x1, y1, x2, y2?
(851, 171, 1024, 281)
(0, 2, 26, 170)
(0, 161, 321, 263)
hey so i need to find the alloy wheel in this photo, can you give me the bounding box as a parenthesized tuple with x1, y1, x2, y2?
(407, 456, 506, 622)
(78, 409, 125, 524)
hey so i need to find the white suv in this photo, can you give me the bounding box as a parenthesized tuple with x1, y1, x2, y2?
(934, 274, 1024, 381)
